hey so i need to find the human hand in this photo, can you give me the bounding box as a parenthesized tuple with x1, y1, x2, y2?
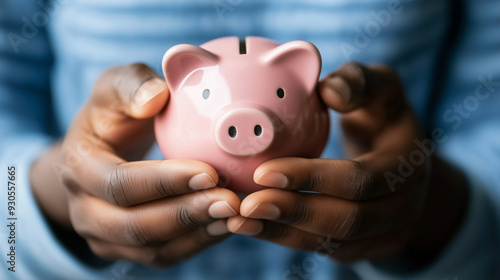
(227, 63, 468, 265)
(30, 63, 240, 267)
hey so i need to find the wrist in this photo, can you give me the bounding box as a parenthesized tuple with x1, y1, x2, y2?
(404, 155, 469, 267)
(30, 141, 72, 228)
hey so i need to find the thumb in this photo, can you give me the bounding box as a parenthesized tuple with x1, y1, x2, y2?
(92, 63, 169, 119)
(318, 63, 417, 157)
(78, 63, 169, 159)
(318, 62, 405, 114)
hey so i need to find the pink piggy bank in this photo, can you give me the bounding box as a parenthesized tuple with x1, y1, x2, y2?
(155, 36, 329, 194)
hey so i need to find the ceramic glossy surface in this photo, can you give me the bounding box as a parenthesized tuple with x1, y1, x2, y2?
(155, 36, 329, 194)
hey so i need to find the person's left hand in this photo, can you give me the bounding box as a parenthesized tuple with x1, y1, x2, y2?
(227, 63, 468, 264)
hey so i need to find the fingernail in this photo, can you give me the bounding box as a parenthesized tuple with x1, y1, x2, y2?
(134, 78, 166, 107)
(326, 76, 352, 104)
(208, 201, 237, 219)
(233, 219, 263, 236)
(256, 172, 288, 188)
(245, 203, 280, 220)
(206, 220, 229, 236)
(189, 173, 216, 190)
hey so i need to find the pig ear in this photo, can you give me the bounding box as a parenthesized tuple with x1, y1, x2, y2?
(162, 44, 219, 93)
(262, 41, 321, 94)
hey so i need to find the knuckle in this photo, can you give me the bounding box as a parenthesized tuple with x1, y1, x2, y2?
(124, 63, 154, 88)
(336, 205, 363, 240)
(127, 62, 150, 74)
(344, 62, 367, 86)
(102, 168, 131, 207)
(303, 165, 323, 192)
(113, 63, 154, 104)
(347, 163, 374, 201)
(61, 172, 80, 194)
(285, 200, 311, 226)
(122, 214, 154, 246)
(154, 176, 177, 197)
(96, 63, 153, 97)
(97, 66, 121, 86)
(176, 206, 206, 231)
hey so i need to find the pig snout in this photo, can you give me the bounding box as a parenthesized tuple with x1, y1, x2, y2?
(215, 107, 275, 156)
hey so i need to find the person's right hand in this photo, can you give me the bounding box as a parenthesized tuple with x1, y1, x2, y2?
(30, 63, 240, 267)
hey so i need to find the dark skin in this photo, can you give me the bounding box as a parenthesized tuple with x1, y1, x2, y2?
(228, 63, 469, 265)
(31, 64, 241, 267)
(31, 62, 468, 268)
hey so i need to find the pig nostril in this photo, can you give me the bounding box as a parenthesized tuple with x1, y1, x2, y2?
(254, 125, 262, 136)
(228, 126, 237, 138)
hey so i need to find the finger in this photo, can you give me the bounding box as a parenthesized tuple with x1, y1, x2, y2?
(236, 189, 407, 240)
(319, 63, 416, 149)
(87, 220, 231, 267)
(70, 188, 239, 246)
(227, 216, 324, 251)
(227, 218, 406, 264)
(62, 147, 219, 206)
(254, 157, 393, 200)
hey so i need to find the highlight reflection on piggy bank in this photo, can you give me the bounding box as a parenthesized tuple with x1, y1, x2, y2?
(155, 36, 329, 194)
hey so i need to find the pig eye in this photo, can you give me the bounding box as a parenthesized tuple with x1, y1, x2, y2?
(202, 89, 210, 100)
(277, 88, 285, 99)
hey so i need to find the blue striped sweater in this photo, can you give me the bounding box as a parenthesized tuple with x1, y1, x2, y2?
(1, 0, 500, 279)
